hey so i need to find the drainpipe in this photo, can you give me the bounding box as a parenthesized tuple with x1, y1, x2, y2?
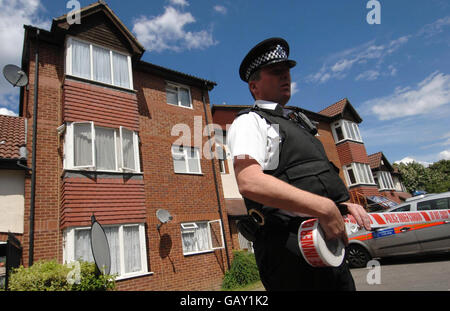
(201, 84, 231, 270)
(29, 29, 40, 266)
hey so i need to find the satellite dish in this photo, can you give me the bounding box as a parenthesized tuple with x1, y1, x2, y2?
(90, 215, 111, 275)
(156, 209, 173, 230)
(3, 64, 28, 87)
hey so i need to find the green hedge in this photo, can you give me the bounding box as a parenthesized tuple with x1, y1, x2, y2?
(222, 250, 260, 290)
(8, 260, 116, 291)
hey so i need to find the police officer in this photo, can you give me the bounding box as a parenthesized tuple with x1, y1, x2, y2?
(227, 37, 372, 291)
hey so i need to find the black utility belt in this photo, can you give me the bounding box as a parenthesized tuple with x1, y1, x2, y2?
(263, 213, 310, 234)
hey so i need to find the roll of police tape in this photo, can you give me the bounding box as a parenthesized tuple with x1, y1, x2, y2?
(298, 209, 450, 268)
(298, 218, 346, 268)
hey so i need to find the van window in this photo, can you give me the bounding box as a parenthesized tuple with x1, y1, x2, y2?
(435, 198, 449, 210)
(417, 198, 449, 211)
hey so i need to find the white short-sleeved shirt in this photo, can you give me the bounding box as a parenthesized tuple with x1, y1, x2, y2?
(226, 100, 281, 171)
(227, 100, 309, 217)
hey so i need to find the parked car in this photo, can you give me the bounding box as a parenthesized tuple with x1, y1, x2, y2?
(387, 192, 450, 213)
(345, 192, 450, 268)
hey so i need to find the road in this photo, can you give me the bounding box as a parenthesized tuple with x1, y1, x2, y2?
(350, 253, 450, 291)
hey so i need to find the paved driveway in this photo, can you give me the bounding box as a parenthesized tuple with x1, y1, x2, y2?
(350, 253, 450, 291)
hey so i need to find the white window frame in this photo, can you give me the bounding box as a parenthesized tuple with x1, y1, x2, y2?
(180, 220, 225, 256)
(72, 121, 95, 170)
(95, 125, 118, 172)
(331, 120, 363, 144)
(65, 37, 134, 90)
(171, 145, 202, 174)
(64, 122, 141, 173)
(375, 171, 395, 191)
(343, 163, 375, 187)
(165, 82, 193, 109)
(119, 126, 140, 172)
(63, 223, 148, 280)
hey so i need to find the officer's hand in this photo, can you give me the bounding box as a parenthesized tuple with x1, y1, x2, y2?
(341, 202, 371, 231)
(318, 200, 349, 246)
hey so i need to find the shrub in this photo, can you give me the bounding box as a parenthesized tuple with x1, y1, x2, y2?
(222, 250, 260, 290)
(8, 260, 116, 291)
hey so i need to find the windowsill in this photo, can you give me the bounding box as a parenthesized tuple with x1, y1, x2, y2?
(166, 102, 194, 110)
(183, 249, 215, 257)
(115, 271, 154, 282)
(62, 169, 143, 177)
(348, 183, 377, 188)
(174, 172, 204, 176)
(335, 139, 364, 145)
(64, 74, 137, 94)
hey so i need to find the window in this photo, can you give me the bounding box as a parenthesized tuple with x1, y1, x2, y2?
(65, 122, 140, 173)
(64, 224, 148, 279)
(166, 83, 192, 108)
(171, 145, 201, 174)
(66, 37, 133, 89)
(343, 163, 375, 186)
(331, 120, 363, 144)
(374, 171, 395, 190)
(180, 220, 225, 255)
(418, 198, 449, 211)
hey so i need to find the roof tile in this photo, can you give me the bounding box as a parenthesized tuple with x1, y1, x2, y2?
(0, 115, 26, 160)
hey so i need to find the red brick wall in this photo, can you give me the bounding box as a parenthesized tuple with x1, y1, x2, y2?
(127, 69, 233, 291)
(336, 141, 370, 166)
(22, 40, 64, 267)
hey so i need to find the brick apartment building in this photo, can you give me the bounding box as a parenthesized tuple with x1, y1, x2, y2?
(6, 1, 233, 290)
(212, 98, 410, 250)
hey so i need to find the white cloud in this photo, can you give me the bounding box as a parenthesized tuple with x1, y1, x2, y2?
(132, 6, 217, 52)
(355, 70, 380, 81)
(213, 5, 227, 15)
(417, 16, 450, 38)
(0, 107, 17, 116)
(291, 82, 299, 95)
(438, 149, 450, 160)
(0, 0, 50, 111)
(365, 71, 450, 120)
(306, 36, 410, 84)
(394, 157, 431, 167)
(168, 0, 189, 7)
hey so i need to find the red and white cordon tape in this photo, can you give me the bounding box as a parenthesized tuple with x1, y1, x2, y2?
(298, 209, 450, 268)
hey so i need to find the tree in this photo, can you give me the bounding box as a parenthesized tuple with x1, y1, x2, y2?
(427, 160, 450, 193)
(393, 160, 450, 194)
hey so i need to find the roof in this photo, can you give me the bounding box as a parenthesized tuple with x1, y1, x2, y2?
(51, 0, 145, 57)
(368, 152, 383, 170)
(368, 151, 394, 171)
(319, 98, 347, 117)
(0, 115, 26, 160)
(318, 98, 363, 123)
(137, 61, 216, 91)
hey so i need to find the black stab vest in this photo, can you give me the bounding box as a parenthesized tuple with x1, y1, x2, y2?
(236, 105, 350, 215)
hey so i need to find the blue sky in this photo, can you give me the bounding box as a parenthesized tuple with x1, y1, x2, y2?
(0, 0, 449, 165)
